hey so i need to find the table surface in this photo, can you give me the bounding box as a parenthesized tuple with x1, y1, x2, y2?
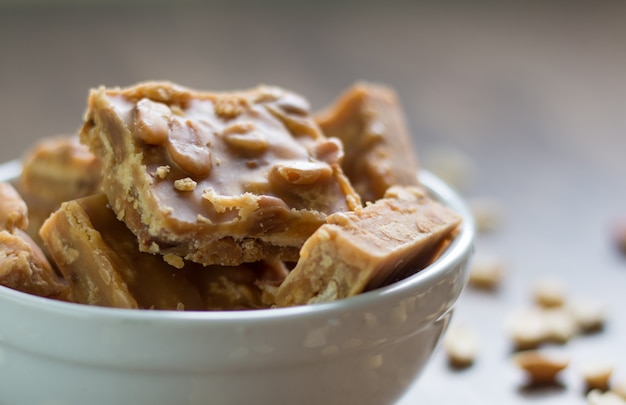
(1, 1, 626, 403)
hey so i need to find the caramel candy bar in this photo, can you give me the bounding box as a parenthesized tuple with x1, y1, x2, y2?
(0, 183, 69, 299)
(275, 186, 462, 306)
(80, 82, 361, 266)
(40, 194, 286, 310)
(17, 136, 102, 245)
(316, 83, 420, 202)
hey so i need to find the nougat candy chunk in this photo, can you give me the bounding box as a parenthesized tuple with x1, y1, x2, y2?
(40, 194, 286, 310)
(316, 83, 420, 202)
(0, 183, 69, 299)
(80, 81, 361, 266)
(17, 135, 102, 245)
(275, 186, 462, 306)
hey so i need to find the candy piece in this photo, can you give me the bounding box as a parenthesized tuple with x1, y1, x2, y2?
(443, 323, 478, 369)
(0, 182, 28, 231)
(275, 186, 461, 306)
(40, 194, 286, 310)
(468, 253, 504, 291)
(80, 81, 361, 266)
(40, 194, 201, 309)
(0, 182, 69, 299)
(316, 82, 419, 202)
(17, 136, 102, 245)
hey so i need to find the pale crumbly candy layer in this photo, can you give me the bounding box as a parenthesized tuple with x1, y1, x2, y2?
(0, 182, 69, 299)
(80, 81, 361, 266)
(316, 82, 420, 203)
(274, 185, 462, 306)
(39, 193, 287, 310)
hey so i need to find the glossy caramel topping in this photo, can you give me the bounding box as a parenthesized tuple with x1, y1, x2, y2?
(100, 83, 355, 219)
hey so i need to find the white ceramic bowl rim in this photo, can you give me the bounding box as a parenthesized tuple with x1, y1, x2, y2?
(0, 160, 475, 324)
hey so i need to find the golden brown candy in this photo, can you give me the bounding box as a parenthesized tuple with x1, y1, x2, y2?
(80, 81, 361, 266)
(316, 82, 420, 202)
(40, 194, 286, 310)
(275, 186, 461, 306)
(0, 182, 69, 299)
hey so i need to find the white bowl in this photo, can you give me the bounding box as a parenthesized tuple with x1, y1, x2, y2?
(0, 167, 474, 405)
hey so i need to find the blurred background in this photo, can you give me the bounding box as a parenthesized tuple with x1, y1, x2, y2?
(1, 1, 625, 403)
